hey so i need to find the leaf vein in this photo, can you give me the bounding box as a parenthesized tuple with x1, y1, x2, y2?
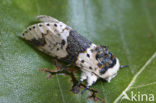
(56, 75, 66, 103)
(113, 52, 156, 103)
(130, 81, 156, 89)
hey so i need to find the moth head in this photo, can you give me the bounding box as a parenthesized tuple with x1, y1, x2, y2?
(95, 45, 120, 82)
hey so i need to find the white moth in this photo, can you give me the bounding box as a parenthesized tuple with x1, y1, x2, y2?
(22, 15, 127, 93)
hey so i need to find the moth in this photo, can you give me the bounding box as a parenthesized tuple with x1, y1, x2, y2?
(22, 15, 128, 93)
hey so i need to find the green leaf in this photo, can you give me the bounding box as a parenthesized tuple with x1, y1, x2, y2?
(0, 0, 156, 103)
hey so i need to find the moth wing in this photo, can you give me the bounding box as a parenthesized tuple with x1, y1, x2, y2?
(22, 17, 71, 59)
(37, 15, 59, 23)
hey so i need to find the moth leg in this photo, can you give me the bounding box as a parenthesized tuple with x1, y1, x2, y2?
(75, 71, 88, 88)
(75, 80, 82, 88)
(81, 72, 98, 94)
(54, 60, 66, 72)
(73, 71, 87, 94)
(39, 60, 66, 79)
(37, 15, 59, 23)
(75, 70, 87, 87)
(39, 68, 54, 79)
(80, 71, 87, 82)
(81, 86, 90, 94)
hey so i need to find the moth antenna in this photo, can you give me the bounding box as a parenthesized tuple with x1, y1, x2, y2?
(120, 65, 129, 69)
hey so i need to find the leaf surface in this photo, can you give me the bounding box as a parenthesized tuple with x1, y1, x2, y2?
(0, 0, 156, 103)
